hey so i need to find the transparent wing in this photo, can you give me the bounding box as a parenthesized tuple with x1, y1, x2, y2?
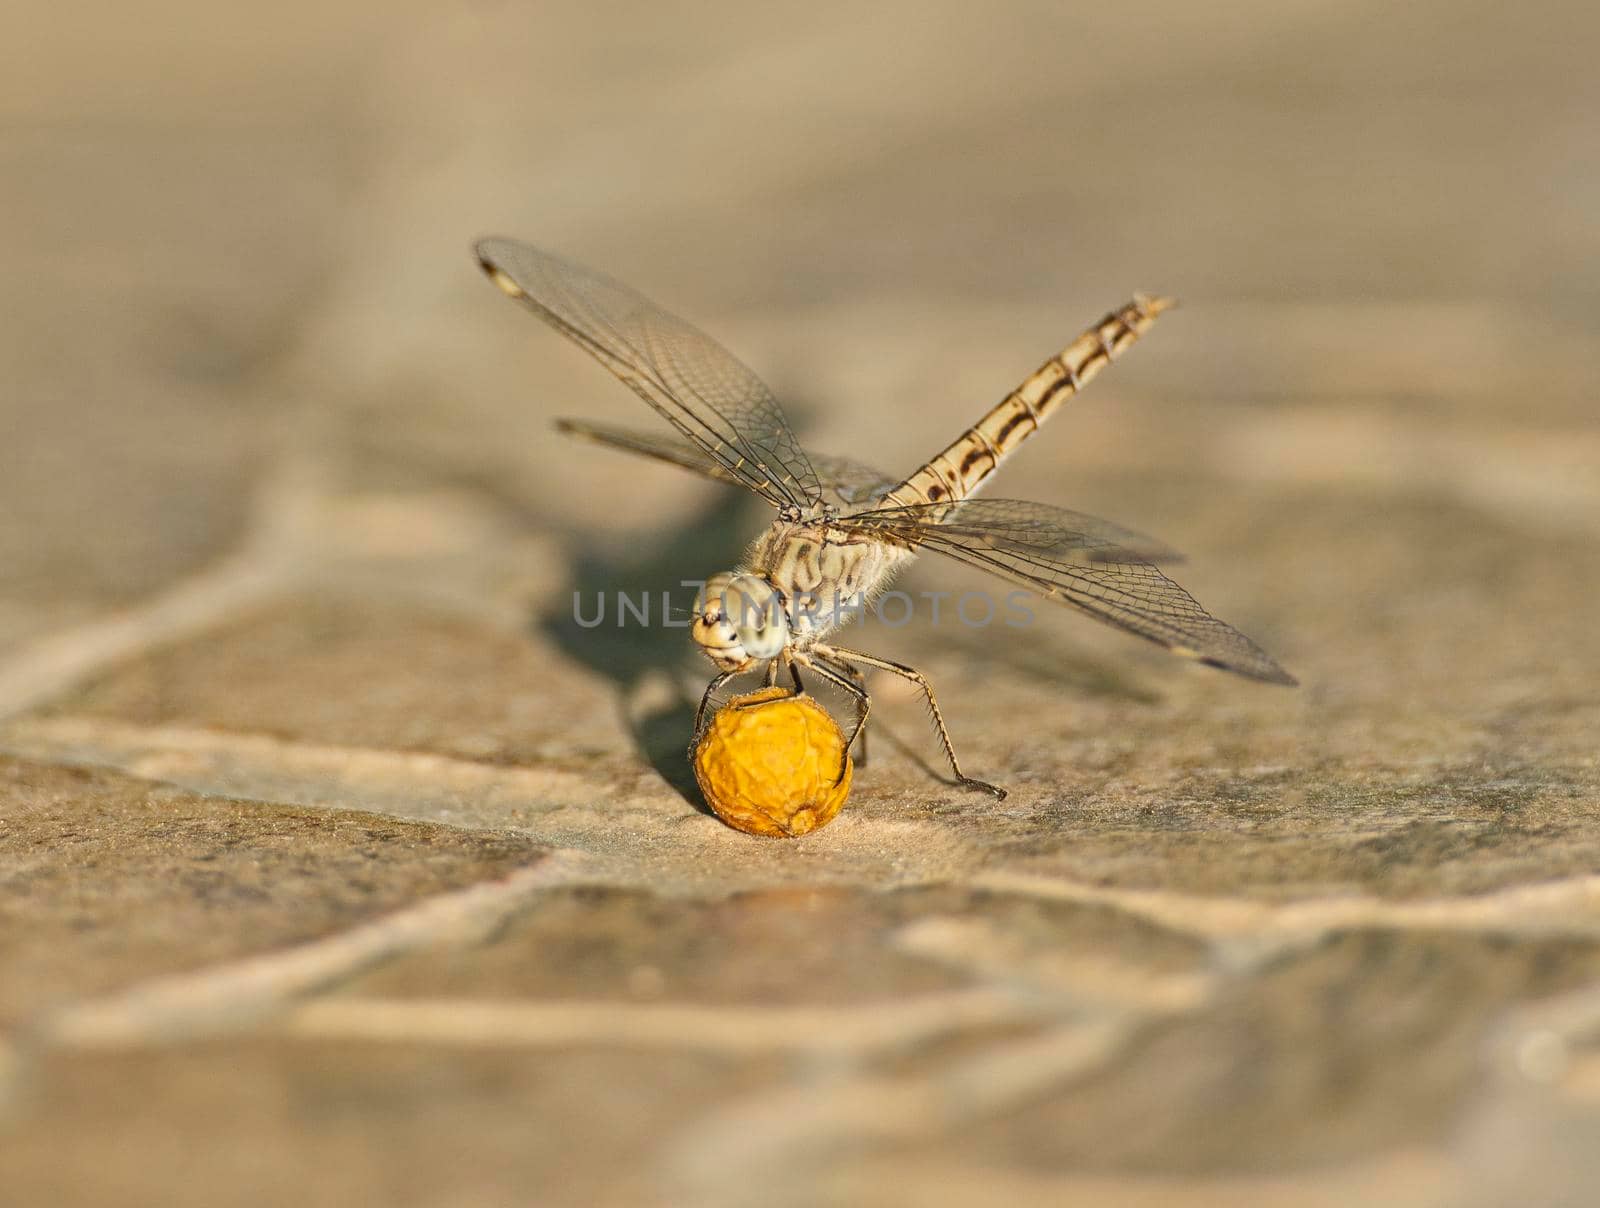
(477, 237, 821, 510)
(810, 455, 904, 507)
(841, 499, 1294, 684)
(556, 419, 901, 509)
(843, 497, 1183, 564)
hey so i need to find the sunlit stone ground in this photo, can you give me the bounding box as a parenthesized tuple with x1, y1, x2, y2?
(3, 3, 1598, 1204)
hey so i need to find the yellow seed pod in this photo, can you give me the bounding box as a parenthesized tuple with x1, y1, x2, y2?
(692, 686, 853, 838)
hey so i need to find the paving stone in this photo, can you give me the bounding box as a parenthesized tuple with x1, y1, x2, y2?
(0, 758, 545, 1028)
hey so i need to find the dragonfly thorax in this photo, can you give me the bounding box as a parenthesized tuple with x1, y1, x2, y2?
(692, 572, 791, 672)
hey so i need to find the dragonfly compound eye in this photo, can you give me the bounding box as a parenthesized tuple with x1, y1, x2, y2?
(693, 573, 735, 623)
(723, 573, 789, 660)
(691, 572, 789, 669)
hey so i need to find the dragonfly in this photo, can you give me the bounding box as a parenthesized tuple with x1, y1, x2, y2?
(476, 237, 1294, 799)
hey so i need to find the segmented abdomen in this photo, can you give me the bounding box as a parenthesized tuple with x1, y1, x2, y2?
(887, 294, 1173, 506)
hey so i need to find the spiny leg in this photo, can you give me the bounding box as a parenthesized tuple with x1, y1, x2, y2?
(813, 642, 1005, 800)
(816, 653, 870, 766)
(791, 651, 869, 787)
(693, 669, 743, 741)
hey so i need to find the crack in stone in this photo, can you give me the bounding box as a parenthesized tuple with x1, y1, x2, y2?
(970, 870, 1600, 965)
(277, 989, 1055, 1057)
(31, 851, 592, 1050)
(660, 1015, 1143, 1206)
(0, 459, 322, 723)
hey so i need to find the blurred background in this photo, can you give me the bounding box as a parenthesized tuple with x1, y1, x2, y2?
(6, 0, 1594, 648)
(4, 2, 1599, 1205)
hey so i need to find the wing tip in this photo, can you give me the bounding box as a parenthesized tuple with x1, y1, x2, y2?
(471, 236, 502, 269)
(1088, 544, 1187, 566)
(1251, 662, 1299, 688)
(1196, 653, 1298, 687)
(553, 417, 601, 443)
(472, 237, 527, 298)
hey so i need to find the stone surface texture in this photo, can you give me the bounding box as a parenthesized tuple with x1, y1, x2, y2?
(3, 3, 1599, 1205)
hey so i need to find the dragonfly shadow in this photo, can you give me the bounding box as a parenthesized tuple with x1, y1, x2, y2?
(933, 624, 1163, 705)
(536, 490, 759, 807)
(853, 584, 1164, 708)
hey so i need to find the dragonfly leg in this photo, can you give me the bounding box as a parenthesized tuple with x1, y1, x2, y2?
(813, 643, 1006, 800)
(814, 654, 870, 766)
(785, 652, 806, 696)
(693, 670, 743, 742)
(792, 651, 868, 787)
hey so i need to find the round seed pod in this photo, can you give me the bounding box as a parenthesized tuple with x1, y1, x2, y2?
(692, 686, 853, 837)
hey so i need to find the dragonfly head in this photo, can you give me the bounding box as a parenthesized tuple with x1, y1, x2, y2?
(692, 572, 790, 672)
